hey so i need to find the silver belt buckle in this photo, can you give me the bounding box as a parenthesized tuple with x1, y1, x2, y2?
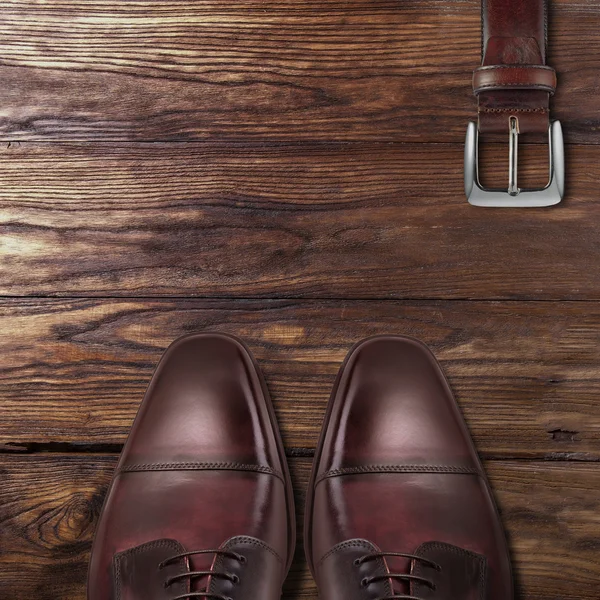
(464, 118, 565, 207)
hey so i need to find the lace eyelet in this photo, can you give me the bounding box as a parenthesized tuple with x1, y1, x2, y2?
(361, 577, 369, 588)
(238, 555, 247, 564)
(231, 574, 240, 584)
(353, 558, 361, 567)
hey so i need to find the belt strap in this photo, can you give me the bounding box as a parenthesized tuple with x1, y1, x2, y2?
(474, 0, 556, 134)
(464, 0, 564, 206)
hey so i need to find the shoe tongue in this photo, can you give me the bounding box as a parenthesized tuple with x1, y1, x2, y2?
(410, 542, 488, 600)
(113, 539, 190, 600)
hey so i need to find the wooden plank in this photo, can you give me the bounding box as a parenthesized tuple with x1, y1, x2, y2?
(1, 298, 599, 459)
(0, 0, 597, 142)
(1, 454, 599, 599)
(1, 142, 599, 299)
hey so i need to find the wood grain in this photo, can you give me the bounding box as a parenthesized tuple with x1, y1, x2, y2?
(1, 142, 599, 299)
(0, 0, 597, 142)
(1, 298, 599, 459)
(1, 454, 599, 600)
(0, 0, 598, 597)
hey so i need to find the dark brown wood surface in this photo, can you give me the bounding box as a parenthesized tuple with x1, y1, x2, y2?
(0, 0, 598, 142)
(0, 0, 598, 598)
(1, 142, 599, 299)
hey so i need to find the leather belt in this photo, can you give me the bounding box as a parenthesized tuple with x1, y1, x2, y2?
(464, 0, 565, 207)
(476, 0, 554, 134)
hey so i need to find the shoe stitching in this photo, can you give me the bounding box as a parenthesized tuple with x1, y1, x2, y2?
(224, 535, 284, 564)
(208, 536, 284, 595)
(316, 539, 377, 569)
(413, 541, 487, 600)
(315, 464, 482, 485)
(316, 539, 393, 597)
(118, 461, 284, 482)
(113, 539, 186, 600)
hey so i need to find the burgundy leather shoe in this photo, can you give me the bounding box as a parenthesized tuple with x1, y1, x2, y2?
(88, 333, 295, 600)
(305, 335, 513, 600)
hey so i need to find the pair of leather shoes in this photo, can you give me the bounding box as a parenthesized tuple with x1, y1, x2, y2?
(88, 333, 513, 600)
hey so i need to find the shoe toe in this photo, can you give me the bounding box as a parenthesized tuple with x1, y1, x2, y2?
(120, 333, 281, 471)
(318, 335, 480, 477)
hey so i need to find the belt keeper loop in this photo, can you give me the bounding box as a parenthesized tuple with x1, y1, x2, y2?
(473, 65, 557, 95)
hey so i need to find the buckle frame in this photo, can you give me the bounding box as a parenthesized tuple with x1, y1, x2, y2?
(464, 119, 565, 207)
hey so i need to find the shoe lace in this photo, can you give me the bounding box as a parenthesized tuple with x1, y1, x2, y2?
(158, 548, 247, 600)
(354, 551, 442, 600)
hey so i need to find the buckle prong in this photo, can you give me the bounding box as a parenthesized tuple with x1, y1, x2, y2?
(508, 116, 519, 196)
(464, 120, 564, 207)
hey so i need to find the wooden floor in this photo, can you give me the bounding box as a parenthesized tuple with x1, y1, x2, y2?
(1, 1, 599, 599)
